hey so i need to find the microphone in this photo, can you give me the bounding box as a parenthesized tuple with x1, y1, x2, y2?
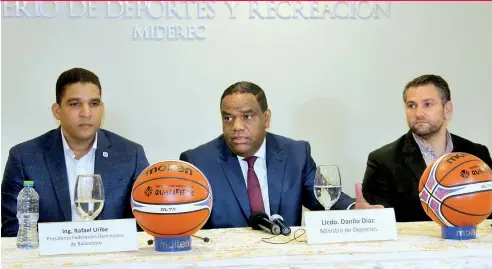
(248, 212, 281, 235)
(193, 234, 210, 242)
(270, 214, 291, 236)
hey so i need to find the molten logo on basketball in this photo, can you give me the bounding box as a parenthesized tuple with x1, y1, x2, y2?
(131, 160, 213, 238)
(419, 152, 492, 227)
(446, 152, 469, 164)
(146, 163, 193, 176)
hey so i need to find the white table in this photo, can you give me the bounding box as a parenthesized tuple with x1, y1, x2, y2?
(2, 220, 492, 269)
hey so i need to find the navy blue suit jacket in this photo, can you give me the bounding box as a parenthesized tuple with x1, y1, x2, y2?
(179, 132, 355, 228)
(1, 127, 149, 237)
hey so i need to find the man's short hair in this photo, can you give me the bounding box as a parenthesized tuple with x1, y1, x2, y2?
(56, 68, 101, 104)
(221, 81, 268, 112)
(403, 74, 451, 104)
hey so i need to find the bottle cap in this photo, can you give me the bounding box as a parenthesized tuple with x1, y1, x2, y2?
(24, 181, 34, 187)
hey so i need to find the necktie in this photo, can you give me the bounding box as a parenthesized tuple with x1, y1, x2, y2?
(245, 156, 265, 213)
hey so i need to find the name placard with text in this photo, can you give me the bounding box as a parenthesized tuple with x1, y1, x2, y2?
(304, 208, 398, 244)
(38, 218, 138, 256)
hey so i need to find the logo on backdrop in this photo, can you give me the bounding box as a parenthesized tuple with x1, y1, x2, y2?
(2, 1, 391, 41)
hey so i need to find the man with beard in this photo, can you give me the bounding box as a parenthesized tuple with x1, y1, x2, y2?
(361, 74, 492, 222)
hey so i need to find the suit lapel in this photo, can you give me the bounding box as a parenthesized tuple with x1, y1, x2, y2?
(449, 134, 463, 152)
(44, 128, 71, 221)
(403, 131, 426, 181)
(219, 138, 252, 219)
(265, 133, 286, 215)
(94, 130, 111, 220)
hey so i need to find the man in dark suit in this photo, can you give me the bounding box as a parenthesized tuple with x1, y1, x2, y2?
(180, 81, 382, 229)
(1, 68, 149, 237)
(362, 74, 492, 222)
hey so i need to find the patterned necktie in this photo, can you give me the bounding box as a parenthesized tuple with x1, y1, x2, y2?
(245, 156, 265, 213)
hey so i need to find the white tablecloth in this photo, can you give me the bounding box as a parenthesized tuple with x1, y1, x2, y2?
(2, 220, 492, 269)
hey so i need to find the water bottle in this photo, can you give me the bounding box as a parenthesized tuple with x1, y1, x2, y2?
(16, 180, 40, 249)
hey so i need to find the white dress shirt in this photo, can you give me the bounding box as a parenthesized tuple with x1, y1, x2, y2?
(237, 138, 356, 213)
(237, 138, 271, 216)
(61, 129, 98, 221)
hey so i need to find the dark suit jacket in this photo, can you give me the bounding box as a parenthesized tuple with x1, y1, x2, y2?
(1, 127, 150, 237)
(179, 132, 355, 229)
(362, 130, 492, 222)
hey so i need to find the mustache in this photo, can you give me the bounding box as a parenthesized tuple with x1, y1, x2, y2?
(414, 117, 428, 123)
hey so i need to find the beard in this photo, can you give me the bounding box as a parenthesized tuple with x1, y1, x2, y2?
(410, 121, 444, 138)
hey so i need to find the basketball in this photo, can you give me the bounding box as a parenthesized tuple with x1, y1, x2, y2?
(419, 152, 492, 227)
(131, 160, 213, 238)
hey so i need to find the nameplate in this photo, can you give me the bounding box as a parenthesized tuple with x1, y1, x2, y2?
(304, 208, 397, 244)
(38, 219, 138, 256)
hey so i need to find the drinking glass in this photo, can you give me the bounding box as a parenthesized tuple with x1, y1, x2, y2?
(313, 165, 342, 210)
(74, 174, 105, 221)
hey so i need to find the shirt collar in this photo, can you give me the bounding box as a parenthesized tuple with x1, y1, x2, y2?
(61, 128, 98, 152)
(412, 129, 453, 153)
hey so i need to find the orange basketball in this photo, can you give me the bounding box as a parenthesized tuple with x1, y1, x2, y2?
(419, 152, 492, 227)
(131, 160, 213, 238)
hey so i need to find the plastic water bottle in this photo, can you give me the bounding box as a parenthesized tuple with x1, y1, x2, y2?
(16, 180, 40, 249)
